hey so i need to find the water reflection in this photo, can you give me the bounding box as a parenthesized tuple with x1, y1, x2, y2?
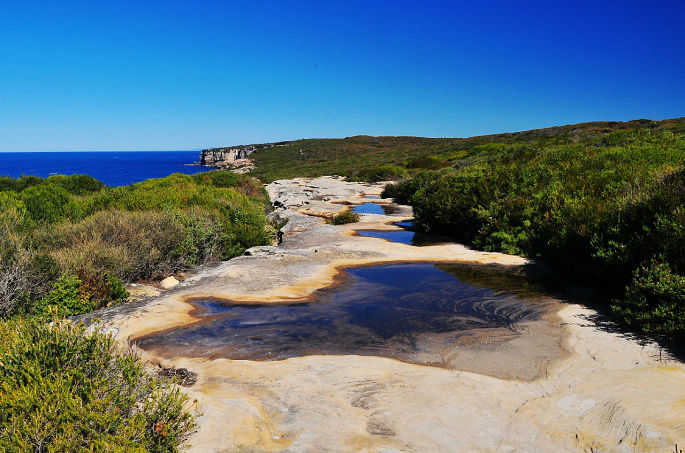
(137, 263, 556, 368)
(352, 202, 399, 215)
(356, 221, 453, 246)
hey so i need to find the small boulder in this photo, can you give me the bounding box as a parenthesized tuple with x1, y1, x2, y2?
(126, 284, 161, 301)
(160, 276, 180, 290)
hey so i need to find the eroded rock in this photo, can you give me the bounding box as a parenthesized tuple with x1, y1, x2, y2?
(82, 176, 685, 453)
(160, 276, 180, 290)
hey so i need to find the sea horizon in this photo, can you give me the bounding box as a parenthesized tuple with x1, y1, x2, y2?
(0, 150, 213, 186)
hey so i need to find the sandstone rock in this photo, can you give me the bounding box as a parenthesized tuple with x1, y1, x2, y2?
(159, 276, 180, 290)
(125, 283, 161, 301)
(243, 246, 281, 257)
(77, 176, 685, 453)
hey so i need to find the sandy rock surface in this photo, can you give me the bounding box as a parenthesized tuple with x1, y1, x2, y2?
(160, 276, 180, 290)
(80, 176, 685, 453)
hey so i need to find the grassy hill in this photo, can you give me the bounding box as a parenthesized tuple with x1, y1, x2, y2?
(249, 117, 685, 182)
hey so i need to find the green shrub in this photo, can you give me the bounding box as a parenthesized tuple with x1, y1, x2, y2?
(46, 174, 105, 195)
(0, 192, 28, 228)
(0, 171, 272, 310)
(406, 154, 446, 170)
(0, 175, 43, 193)
(192, 170, 239, 188)
(77, 271, 129, 310)
(19, 183, 81, 224)
(356, 164, 408, 182)
(612, 259, 685, 337)
(0, 317, 195, 452)
(41, 210, 186, 282)
(381, 171, 437, 204)
(328, 210, 360, 225)
(31, 275, 89, 317)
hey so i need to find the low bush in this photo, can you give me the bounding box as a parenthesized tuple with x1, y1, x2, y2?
(381, 171, 437, 204)
(405, 154, 446, 170)
(20, 183, 81, 224)
(328, 210, 360, 225)
(46, 174, 105, 195)
(30, 273, 128, 318)
(355, 164, 408, 182)
(0, 174, 104, 195)
(0, 171, 272, 316)
(612, 259, 685, 336)
(40, 210, 186, 282)
(0, 317, 196, 452)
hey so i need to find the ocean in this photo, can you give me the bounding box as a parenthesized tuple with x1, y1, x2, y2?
(0, 151, 213, 186)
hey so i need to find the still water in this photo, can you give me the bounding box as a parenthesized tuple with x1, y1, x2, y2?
(136, 263, 554, 367)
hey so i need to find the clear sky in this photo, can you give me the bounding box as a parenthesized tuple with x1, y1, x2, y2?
(1, 0, 683, 152)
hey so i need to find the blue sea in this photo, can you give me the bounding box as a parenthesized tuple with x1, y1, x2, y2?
(0, 151, 213, 186)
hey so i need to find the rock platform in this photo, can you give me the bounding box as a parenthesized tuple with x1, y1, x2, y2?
(81, 176, 685, 453)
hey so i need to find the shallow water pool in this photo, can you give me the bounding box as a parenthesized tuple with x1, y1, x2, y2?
(352, 202, 399, 215)
(136, 263, 555, 368)
(356, 221, 452, 246)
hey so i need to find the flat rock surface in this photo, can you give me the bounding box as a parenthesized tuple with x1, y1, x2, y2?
(81, 176, 685, 452)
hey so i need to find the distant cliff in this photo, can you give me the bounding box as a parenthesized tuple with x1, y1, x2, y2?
(200, 145, 257, 166)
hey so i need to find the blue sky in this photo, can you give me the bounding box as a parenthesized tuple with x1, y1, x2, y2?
(1, 0, 683, 152)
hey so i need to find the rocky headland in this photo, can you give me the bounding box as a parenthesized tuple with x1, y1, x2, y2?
(196, 146, 257, 174)
(80, 176, 685, 453)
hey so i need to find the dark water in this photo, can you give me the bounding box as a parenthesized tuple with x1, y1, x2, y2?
(136, 263, 554, 366)
(352, 202, 399, 215)
(357, 229, 417, 244)
(357, 221, 451, 246)
(0, 151, 211, 186)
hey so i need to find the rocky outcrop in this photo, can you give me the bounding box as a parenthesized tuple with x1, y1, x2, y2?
(199, 146, 256, 166)
(81, 177, 685, 453)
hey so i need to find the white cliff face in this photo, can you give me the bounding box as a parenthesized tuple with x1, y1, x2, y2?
(81, 176, 685, 453)
(200, 146, 256, 166)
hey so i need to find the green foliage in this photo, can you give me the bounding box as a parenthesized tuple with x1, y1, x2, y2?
(0, 175, 44, 193)
(0, 174, 104, 196)
(46, 174, 105, 195)
(387, 126, 685, 341)
(354, 164, 408, 182)
(0, 170, 270, 318)
(612, 259, 685, 336)
(0, 171, 272, 451)
(192, 170, 239, 187)
(250, 118, 685, 183)
(19, 183, 81, 224)
(382, 178, 417, 204)
(31, 275, 89, 317)
(405, 154, 447, 170)
(0, 192, 28, 227)
(39, 210, 186, 283)
(30, 272, 127, 318)
(77, 271, 129, 311)
(328, 210, 360, 225)
(0, 317, 196, 452)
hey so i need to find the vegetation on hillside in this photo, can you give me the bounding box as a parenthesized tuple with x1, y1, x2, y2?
(0, 169, 274, 451)
(0, 316, 196, 451)
(0, 171, 272, 317)
(249, 118, 685, 182)
(381, 119, 685, 345)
